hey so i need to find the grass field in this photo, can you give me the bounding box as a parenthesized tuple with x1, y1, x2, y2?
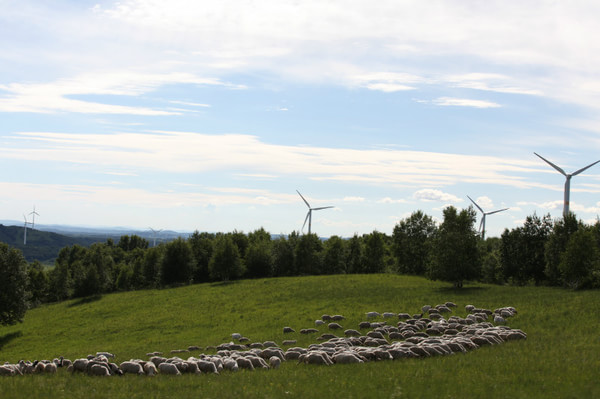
(0, 274, 598, 398)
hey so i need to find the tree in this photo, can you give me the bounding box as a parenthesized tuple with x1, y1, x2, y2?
(209, 235, 244, 281)
(322, 235, 346, 275)
(0, 243, 29, 325)
(27, 261, 49, 306)
(189, 231, 215, 283)
(392, 211, 437, 275)
(345, 234, 364, 274)
(245, 240, 273, 278)
(142, 246, 163, 288)
(480, 238, 502, 284)
(161, 238, 195, 285)
(545, 213, 581, 285)
(363, 231, 387, 273)
(271, 236, 295, 276)
(559, 227, 600, 289)
(295, 233, 323, 275)
(428, 206, 480, 288)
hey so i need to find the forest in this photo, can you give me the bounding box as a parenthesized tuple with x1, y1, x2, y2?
(1, 205, 599, 326)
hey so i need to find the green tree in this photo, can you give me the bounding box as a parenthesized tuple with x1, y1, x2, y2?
(392, 211, 437, 275)
(245, 239, 273, 278)
(209, 235, 244, 281)
(545, 213, 581, 285)
(363, 231, 387, 273)
(142, 246, 163, 288)
(322, 235, 346, 275)
(295, 233, 323, 275)
(0, 243, 29, 325)
(480, 238, 502, 284)
(345, 234, 364, 274)
(27, 261, 49, 306)
(428, 206, 480, 288)
(161, 238, 195, 285)
(188, 231, 215, 283)
(559, 227, 600, 289)
(271, 236, 295, 276)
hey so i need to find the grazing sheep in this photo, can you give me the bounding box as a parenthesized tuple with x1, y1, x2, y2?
(231, 333, 242, 340)
(328, 322, 343, 330)
(197, 359, 219, 374)
(333, 352, 363, 364)
(445, 302, 457, 308)
(315, 320, 325, 326)
(120, 361, 144, 375)
(344, 329, 361, 337)
(321, 314, 333, 321)
(223, 358, 239, 372)
(422, 305, 432, 313)
(465, 304, 475, 312)
(158, 362, 181, 375)
(397, 313, 411, 320)
(383, 312, 397, 318)
(366, 311, 381, 318)
(263, 341, 277, 348)
(188, 346, 201, 351)
(72, 358, 89, 373)
(493, 315, 506, 324)
(239, 337, 250, 343)
(283, 327, 295, 333)
(184, 361, 201, 374)
(331, 315, 345, 321)
(44, 362, 57, 374)
(269, 356, 282, 369)
(143, 361, 157, 376)
(235, 357, 255, 371)
(96, 352, 115, 359)
(282, 340, 297, 346)
(89, 364, 111, 376)
(0, 365, 16, 376)
(301, 328, 319, 334)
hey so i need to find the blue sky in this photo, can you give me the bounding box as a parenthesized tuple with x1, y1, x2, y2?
(2, 0, 600, 237)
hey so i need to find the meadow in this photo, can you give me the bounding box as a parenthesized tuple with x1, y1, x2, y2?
(0, 274, 598, 398)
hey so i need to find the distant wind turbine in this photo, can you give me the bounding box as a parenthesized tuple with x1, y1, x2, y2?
(534, 152, 600, 217)
(297, 190, 334, 235)
(467, 196, 509, 240)
(149, 227, 162, 247)
(23, 214, 33, 245)
(29, 206, 40, 229)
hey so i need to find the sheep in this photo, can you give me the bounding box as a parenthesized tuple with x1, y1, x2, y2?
(188, 345, 201, 351)
(493, 315, 506, 324)
(465, 304, 476, 312)
(382, 312, 397, 318)
(358, 321, 371, 329)
(366, 311, 381, 318)
(89, 364, 111, 376)
(0, 365, 16, 376)
(282, 340, 297, 346)
(263, 341, 277, 348)
(120, 361, 144, 375)
(269, 356, 281, 369)
(321, 314, 333, 321)
(222, 358, 239, 372)
(96, 352, 115, 359)
(344, 329, 361, 337)
(331, 315, 345, 321)
(197, 359, 219, 374)
(328, 322, 343, 330)
(158, 362, 181, 375)
(143, 361, 157, 376)
(283, 326, 295, 333)
(246, 355, 269, 369)
(397, 313, 411, 320)
(72, 358, 89, 373)
(44, 362, 57, 373)
(261, 348, 285, 361)
(300, 328, 319, 334)
(235, 357, 255, 371)
(333, 352, 363, 364)
(315, 320, 325, 326)
(231, 333, 242, 340)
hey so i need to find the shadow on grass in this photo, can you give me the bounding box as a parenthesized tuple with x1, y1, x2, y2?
(210, 281, 237, 287)
(434, 286, 490, 295)
(67, 294, 103, 308)
(0, 331, 23, 350)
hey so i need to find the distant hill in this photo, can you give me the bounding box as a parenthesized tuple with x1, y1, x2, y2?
(0, 225, 105, 264)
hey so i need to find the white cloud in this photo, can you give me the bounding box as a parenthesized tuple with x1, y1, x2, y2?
(377, 197, 408, 204)
(431, 97, 501, 109)
(413, 189, 462, 203)
(2, 130, 546, 190)
(343, 196, 366, 202)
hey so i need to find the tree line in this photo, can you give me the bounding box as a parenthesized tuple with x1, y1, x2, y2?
(1, 205, 599, 326)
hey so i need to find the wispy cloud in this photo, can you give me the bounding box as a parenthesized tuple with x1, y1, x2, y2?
(413, 189, 463, 203)
(431, 97, 501, 108)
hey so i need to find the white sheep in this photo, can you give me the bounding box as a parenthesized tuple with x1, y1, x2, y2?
(89, 364, 110, 376)
(269, 356, 281, 369)
(366, 311, 381, 318)
(120, 361, 144, 375)
(143, 361, 157, 376)
(283, 326, 295, 333)
(383, 312, 397, 318)
(231, 333, 242, 340)
(315, 320, 325, 326)
(158, 362, 181, 375)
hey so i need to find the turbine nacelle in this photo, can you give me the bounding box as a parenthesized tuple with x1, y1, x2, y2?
(297, 190, 334, 235)
(467, 195, 509, 240)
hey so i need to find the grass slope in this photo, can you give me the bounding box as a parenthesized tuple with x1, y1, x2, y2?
(0, 274, 598, 398)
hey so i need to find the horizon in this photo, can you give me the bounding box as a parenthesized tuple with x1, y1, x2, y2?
(3, 2, 600, 238)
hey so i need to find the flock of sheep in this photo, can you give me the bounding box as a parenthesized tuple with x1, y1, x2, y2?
(0, 302, 526, 377)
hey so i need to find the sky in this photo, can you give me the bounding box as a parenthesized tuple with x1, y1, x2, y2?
(2, 1, 600, 238)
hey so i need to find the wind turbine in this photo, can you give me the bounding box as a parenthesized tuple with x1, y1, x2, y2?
(29, 206, 40, 229)
(296, 190, 334, 235)
(149, 227, 162, 247)
(23, 214, 33, 245)
(534, 152, 600, 217)
(467, 196, 509, 240)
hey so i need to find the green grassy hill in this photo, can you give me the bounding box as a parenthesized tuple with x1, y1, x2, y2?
(0, 274, 598, 398)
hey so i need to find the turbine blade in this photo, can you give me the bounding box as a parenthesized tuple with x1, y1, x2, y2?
(486, 208, 509, 216)
(479, 218, 484, 232)
(572, 159, 600, 176)
(312, 206, 334, 211)
(534, 152, 566, 176)
(467, 195, 484, 213)
(296, 190, 311, 208)
(302, 211, 310, 232)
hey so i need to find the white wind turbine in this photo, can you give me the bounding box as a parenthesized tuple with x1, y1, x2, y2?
(534, 152, 600, 217)
(29, 206, 40, 229)
(23, 214, 33, 245)
(467, 196, 509, 240)
(149, 227, 163, 247)
(297, 190, 334, 235)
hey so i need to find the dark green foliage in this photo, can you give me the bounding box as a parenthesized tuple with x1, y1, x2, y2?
(117, 235, 149, 252)
(209, 235, 244, 281)
(0, 243, 29, 325)
(26, 261, 48, 306)
(295, 233, 323, 275)
(188, 231, 214, 283)
(363, 231, 387, 273)
(161, 238, 195, 285)
(345, 234, 364, 274)
(480, 238, 503, 284)
(229, 230, 249, 258)
(559, 227, 600, 289)
(428, 206, 480, 288)
(271, 236, 295, 276)
(501, 213, 552, 285)
(245, 239, 273, 278)
(322, 235, 346, 274)
(141, 246, 163, 288)
(392, 210, 437, 275)
(545, 213, 581, 285)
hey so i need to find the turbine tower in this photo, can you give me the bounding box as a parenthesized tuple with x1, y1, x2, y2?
(297, 190, 334, 235)
(467, 196, 509, 240)
(149, 227, 162, 247)
(29, 206, 40, 229)
(23, 214, 33, 245)
(534, 152, 600, 217)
